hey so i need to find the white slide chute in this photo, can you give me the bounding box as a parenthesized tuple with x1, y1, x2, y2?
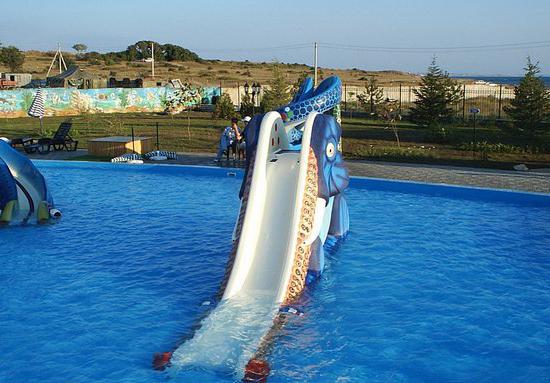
(158, 76, 350, 381)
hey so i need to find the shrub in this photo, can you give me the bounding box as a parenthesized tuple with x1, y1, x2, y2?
(357, 76, 384, 116)
(239, 93, 255, 117)
(214, 93, 236, 119)
(0, 46, 25, 71)
(349, 145, 435, 161)
(456, 141, 546, 154)
(260, 63, 291, 112)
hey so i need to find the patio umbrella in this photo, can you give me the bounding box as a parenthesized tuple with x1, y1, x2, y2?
(27, 89, 45, 132)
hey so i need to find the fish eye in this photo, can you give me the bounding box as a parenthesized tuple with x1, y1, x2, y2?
(326, 142, 335, 158)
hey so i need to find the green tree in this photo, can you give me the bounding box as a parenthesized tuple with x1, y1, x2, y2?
(291, 72, 310, 95)
(357, 76, 384, 115)
(0, 46, 25, 72)
(504, 57, 550, 136)
(162, 43, 201, 62)
(72, 43, 87, 58)
(260, 63, 291, 112)
(125, 41, 200, 62)
(410, 58, 461, 126)
(214, 93, 236, 119)
(239, 93, 255, 117)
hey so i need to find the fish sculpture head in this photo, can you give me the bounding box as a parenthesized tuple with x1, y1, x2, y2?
(309, 114, 349, 203)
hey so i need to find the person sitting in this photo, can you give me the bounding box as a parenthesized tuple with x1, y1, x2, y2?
(215, 117, 240, 162)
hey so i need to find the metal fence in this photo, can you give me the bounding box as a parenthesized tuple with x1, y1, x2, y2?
(342, 83, 516, 120)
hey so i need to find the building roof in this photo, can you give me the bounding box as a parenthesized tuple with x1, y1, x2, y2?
(47, 66, 100, 81)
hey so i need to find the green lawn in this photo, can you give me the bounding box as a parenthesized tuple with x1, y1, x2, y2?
(1, 112, 549, 169)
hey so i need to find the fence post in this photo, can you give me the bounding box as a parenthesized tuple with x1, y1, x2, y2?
(462, 84, 466, 122)
(156, 122, 159, 151)
(237, 82, 241, 110)
(344, 83, 347, 112)
(219, 81, 222, 96)
(398, 82, 402, 114)
(131, 125, 136, 154)
(408, 86, 412, 114)
(498, 84, 503, 120)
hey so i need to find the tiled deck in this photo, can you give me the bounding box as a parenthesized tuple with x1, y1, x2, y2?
(27, 149, 550, 194)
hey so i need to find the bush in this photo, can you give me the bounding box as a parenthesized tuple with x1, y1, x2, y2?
(260, 63, 291, 112)
(214, 93, 236, 119)
(0, 46, 25, 71)
(357, 76, 384, 116)
(456, 141, 549, 154)
(239, 93, 254, 117)
(427, 125, 449, 143)
(349, 144, 435, 161)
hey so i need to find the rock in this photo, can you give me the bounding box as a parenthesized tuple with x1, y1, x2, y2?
(513, 164, 529, 171)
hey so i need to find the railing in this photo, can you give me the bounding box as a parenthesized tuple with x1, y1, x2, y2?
(341, 83, 517, 120)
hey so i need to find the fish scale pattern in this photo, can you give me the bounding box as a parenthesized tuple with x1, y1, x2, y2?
(279, 81, 341, 124)
(284, 149, 318, 303)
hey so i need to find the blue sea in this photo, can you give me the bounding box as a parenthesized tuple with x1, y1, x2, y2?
(1, 161, 549, 382)
(452, 76, 550, 87)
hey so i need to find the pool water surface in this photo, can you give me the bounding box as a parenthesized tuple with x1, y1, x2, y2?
(1, 161, 549, 382)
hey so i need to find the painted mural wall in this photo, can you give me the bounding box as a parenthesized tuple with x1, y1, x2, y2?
(0, 87, 220, 118)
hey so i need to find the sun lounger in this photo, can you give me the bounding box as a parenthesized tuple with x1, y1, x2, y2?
(24, 122, 78, 154)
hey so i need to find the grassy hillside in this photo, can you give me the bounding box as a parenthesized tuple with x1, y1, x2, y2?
(1, 50, 422, 87)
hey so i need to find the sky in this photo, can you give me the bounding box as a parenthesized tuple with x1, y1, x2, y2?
(1, 0, 549, 75)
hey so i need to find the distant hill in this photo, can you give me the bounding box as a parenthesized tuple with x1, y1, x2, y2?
(0, 41, 422, 87)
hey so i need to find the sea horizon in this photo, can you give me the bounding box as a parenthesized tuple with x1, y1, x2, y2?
(451, 75, 550, 87)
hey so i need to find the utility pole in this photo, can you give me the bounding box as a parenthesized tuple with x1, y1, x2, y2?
(314, 42, 318, 87)
(151, 42, 155, 78)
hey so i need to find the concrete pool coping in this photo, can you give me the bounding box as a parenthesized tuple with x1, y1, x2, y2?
(27, 149, 550, 194)
(34, 159, 550, 207)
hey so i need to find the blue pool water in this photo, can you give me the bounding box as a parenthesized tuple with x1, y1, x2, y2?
(1, 161, 549, 382)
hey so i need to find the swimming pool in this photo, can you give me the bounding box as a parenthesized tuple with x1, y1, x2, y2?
(1, 161, 549, 382)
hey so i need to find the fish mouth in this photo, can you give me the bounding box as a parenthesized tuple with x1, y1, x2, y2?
(327, 158, 349, 197)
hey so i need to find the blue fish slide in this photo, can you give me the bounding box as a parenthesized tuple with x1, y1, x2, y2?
(158, 77, 349, 381)
(0, 141, 60, 224)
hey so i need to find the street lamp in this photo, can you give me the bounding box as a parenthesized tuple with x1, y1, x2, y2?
(251, 82, 257, 105)
(253, 82, 261, 105)
(244, 81, 261, 115)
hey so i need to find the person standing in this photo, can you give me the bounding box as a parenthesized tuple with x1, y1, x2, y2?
(237, 116, 251, 161)
(215, 117, 240, 162)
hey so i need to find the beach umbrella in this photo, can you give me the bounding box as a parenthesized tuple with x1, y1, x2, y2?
(27, 89, 45, 131)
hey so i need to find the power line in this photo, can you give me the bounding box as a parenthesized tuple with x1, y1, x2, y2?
(190, 43, 311, 53)
(7, 40, 549, 54)
(319, 40, 550, 53)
